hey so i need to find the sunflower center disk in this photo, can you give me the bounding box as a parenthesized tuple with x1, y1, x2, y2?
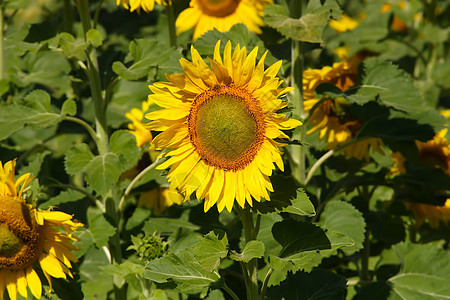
(190, 88, 264, 171)
(198, 0, 240, 17)
(0, 196, 43, 270)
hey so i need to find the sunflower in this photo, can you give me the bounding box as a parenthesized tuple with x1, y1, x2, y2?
(329, 14, 359, 33)
(145, 41, 301, 212)
(404, 200, 450, 228)
(138, 187, 184, 215)
(303, 56, 384, 160)
(116, 0, 168, 13)
(126, 100, 154, 147)
(176, 0, 272, 41)
(0, 159, 82, 300)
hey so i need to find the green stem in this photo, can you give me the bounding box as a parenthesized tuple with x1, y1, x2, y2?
(76, 0, 109, 155)
(360, 227, 370, 282)
(93, 0, 105, 29)
(289, 0, 305, 185)
(166, 2, 177, 48)
(0, 5, 5, 80)
(64, 116, 99, 144)
(222, 282, 240, 300)
(63, 0, 74, 33)
(235, 205, 259, 300)
(259, 267, 273, 300)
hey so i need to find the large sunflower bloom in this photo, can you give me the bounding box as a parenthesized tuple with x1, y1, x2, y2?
(303, 56, 384, 160)
(176, 0, 272, 41)
(0, 159, 82, 300)
(126, 100, 154, 147)
(146, 41, 301, 212)
(116, 0, 168, 13)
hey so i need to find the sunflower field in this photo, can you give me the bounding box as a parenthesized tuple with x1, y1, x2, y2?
(1, 0, 449, 299)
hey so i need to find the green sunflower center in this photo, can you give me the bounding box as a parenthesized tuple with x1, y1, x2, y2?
(0, 223, 23, 257)
(188, 86, 265, 171)
(0, 196, 43, 270)
(197, 94, 258, 162)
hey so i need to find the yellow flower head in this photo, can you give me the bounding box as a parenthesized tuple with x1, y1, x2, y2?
(146, 41, 302, 212)
(0, 159, 83, 300)
(138, 187, 184, 215)
(126, 100, 153, 147)
(116, 0, 168, 13)
(405, 199, 450, 228)
(176, 0, 272, 41)
(303, 57, 384, 160)
(329, 14, 359, 33)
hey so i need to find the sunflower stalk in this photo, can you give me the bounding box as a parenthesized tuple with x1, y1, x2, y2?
(76, 0, 109, 155)
(166, 1, 177, 48)
(289, 0, 306, 185)
(0, 4, 5, 80)
(235, 205, 260, 300)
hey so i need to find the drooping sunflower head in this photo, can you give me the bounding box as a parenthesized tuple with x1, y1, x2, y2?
(145, 40, 301, 212)
(176, 0, 272, 40)
(303, 57, 384, 160)
(0, 159, 83, 300)
(116, 0, 169, 13)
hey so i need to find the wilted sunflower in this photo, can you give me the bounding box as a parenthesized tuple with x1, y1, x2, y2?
(126, 100, 154, 147)
(116, 0, 168, 13)
(146, 41, 301, 212)
(176, 0, 272, 41)
(0, 159, 82, 300)
(303, 56, 384, 160)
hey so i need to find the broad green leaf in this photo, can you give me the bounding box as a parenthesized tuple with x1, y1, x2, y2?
(194, 230, 228, 272)
(319, 200, 365, 254)
(124, 207, 152, 231)
(40, 189, 85, 208)
(252, 176, 315, 216)
(0, 90, 65, 140)
(80, 247, 114, 300)
(264, 0, 341, 43)
(110, 130, 142, 171)
(61, 99, 77, 116)
(19, 150, 51, 177)
(229, 240, 264, 262)
(144, 250, 220, 293)
(86, 29, 104, 47)
(84, 153, 122, 195)
(101, 261, 145, 278)
(257, 214, 283, 256)
(143, 217, 200, 235)
(86, 208, 116, 248)
(58, 32, 88, 60)
(267, 269, 347, 299)
(167, 228, 203, 254)
(388, 243, 450, 300)
(64, 143, 94, 175)
(112, 39, 182, 81)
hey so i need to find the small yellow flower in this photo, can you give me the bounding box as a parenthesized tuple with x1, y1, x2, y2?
(0, 159, 82, 300)
(329, 14, 359, 33)
(303, 56, 384, 160)
(146, 41, 302, 212)
(138, 187, 184, 215)
(126, 100, 153, 148)
(176, 0, 272, 41)
(116, 0, 168, 13)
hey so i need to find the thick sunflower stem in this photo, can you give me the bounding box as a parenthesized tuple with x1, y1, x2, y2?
(76, 0, 109, 155)
(63, 0, 74, 33)
(0, 4, 5, 80)
(289, 0, 306, 185)
(166, 1, 177, 48)
(235, 205, 259, 300)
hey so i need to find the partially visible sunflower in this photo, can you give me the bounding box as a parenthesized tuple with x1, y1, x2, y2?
(116, 0, 169, 13)
(303, 56, 384, 160)
(0, 159, 82, 300)
(176, 0, 272, 41)
(329, 14, 359, 33)
(404, 200, 450, 228)
(146, 41, 302, 212)
(138, 187, 184, 215)
(126, 100, 153, 148)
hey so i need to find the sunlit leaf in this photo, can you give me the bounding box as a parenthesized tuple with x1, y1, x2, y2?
(84, 153, 122, 195)
(230, 240, 264, 262)
(194, 230, 228, 272)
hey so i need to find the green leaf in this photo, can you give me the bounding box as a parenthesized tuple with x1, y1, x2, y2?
(86, 208, 116, 248)
(388, 242, 450, 300)
(64, 143, 94, 175)
(58, 32, 88, 60)
(194, 230, 228, 272)
(144, 250, 220, 293)
(80, 247, 114, 300)
(264, 0, 341, 43)
(61, 99, 77, 116)
(101, 261, 145, 278)
(110, 130, 142, 171)
(252, 176, 315, 216)
(112, 39, 182, 81)
(229, 240, 264, 262)
(0, 90, 64, 140)
(84, 153, 122, 195)
(86, 29, 104, 47)
(319, 200, 365, 254)
(143, 217, 200, 235)
(40, 189, 85, 209)
(19, 150, 51, 177)
(267, 269, 347, 299)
